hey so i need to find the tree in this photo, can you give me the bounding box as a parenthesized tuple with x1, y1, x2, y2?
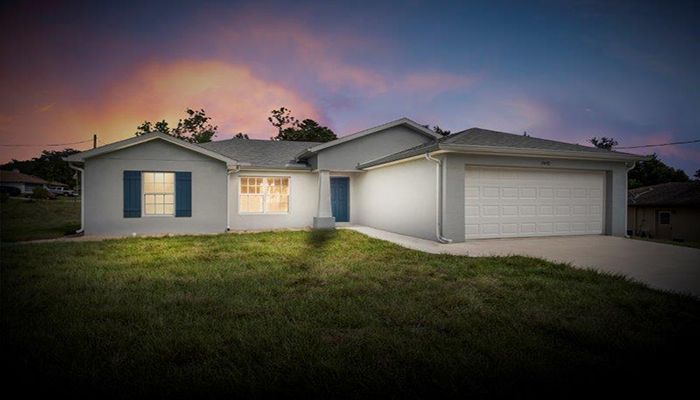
(422, 124, 451, 136)
(694, 169, 700, 181)
(0, 148, 80, 186)
(628, 153, 689, 189)
(234, 132, 249, 139)
(589, 136, 618, 150)
(268, 107, 297, 134)
(135, 108, 217, 143)
(268, 108, 337, 142)
(433, 126, 451, 136)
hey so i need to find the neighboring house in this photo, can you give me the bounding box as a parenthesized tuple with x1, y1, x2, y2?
(47, 181, 69, 190)
(64, 118, 644, 242)
(628, 182, 700, 242)
(0, 170, 48, 195)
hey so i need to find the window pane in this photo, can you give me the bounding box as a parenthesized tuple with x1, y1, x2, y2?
(241, 195, 263, 213)
(239, 177, 288, 214)
(266, 194, 288, 213)
(143, 172, 176, 215)
(144, 181, 155, 193)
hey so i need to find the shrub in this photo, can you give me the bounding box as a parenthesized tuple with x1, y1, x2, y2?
(0, 192, 9, 203)
(31, 187, 52, 200)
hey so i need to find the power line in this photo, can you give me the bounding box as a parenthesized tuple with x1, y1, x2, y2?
(0, 139, 93, 147)
(614, 139, 700, 149)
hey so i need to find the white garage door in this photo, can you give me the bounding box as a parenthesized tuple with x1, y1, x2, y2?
(464, 166, 605, 239)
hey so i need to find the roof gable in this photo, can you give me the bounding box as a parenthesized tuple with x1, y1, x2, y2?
(296, 117, 441, 159)
(358, 127, 646, 169)
(63, 132, 237, 165)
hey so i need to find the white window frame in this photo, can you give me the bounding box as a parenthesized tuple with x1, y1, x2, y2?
(238, 176, 290, 215)
(142, 171, 176, 217)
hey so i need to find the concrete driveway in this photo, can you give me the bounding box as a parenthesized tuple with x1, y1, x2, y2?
(346, 226, 700, 297)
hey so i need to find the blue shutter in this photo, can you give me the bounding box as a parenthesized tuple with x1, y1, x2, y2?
(123, 171, 141, 218)
(175, 172, 192, 217)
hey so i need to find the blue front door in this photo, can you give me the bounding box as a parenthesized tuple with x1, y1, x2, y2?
(330, 177, 350, 222)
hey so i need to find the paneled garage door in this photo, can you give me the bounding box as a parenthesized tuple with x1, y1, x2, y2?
(465, 166, 605, 239)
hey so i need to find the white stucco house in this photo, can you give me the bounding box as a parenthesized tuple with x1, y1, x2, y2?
(64, 118, 644, 242)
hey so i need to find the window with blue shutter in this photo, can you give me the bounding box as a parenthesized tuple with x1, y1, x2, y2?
(175, 172, 192, 217)
(123, 171, 141, 218)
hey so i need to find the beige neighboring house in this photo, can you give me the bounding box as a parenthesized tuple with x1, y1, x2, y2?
(628, 182, 700, 242)
(0, 170, 48, 195)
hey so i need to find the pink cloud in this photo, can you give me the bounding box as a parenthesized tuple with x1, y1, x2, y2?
(82, 60, 323, 141)
(0, 60, 323, 161)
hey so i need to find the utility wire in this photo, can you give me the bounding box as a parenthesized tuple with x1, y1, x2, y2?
(614, 139, 700, 149)
(0, 139, 93, 147)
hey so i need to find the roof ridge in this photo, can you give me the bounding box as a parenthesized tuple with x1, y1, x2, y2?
(445, 127, 637, 154)
(202, 138, 323, 145)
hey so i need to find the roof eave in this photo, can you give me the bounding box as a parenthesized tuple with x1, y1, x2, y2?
(438, 144, 648, 162)
(62, 132, 239, 166)
(358, 143, 648, 169)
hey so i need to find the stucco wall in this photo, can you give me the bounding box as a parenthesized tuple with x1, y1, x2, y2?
(314, 126, 433, 171)
(84, 139, 228, 235)
(442, 154, 630, 242)
(229, 170, 319, 230)
(354, 158, 437, 240)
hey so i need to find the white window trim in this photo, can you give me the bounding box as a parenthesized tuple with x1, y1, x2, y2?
(142, 171, 176, 217)
(238, 176, 291, 215)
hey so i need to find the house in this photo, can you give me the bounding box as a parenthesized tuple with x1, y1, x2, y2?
(64, 118, 644, 242)
(0, 169, 48, 195)
(628, 182, 700, 242)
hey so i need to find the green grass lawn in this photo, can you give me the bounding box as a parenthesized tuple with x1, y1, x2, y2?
(0, 197, 80, 242)
(2, 230, 699, 398)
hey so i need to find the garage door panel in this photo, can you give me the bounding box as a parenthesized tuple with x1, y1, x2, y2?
(465, 166, 605, 239)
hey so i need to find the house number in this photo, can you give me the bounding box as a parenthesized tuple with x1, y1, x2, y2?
(541, 161, 551, 166)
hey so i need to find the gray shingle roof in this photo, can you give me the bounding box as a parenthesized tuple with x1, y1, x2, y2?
(443, 128, 619, 153)
(198, 138, 320, 168)
(628, 182, 700, 206)
(358, 127, 643, 169)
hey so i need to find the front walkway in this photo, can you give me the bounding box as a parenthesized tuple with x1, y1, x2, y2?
(345, 226, 700, 297)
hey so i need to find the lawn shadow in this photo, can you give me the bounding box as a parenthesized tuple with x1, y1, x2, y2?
(285, 229, 338, 271)
(307, 229, 337, 249)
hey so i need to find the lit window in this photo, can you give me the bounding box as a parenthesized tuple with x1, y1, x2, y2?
(143, 172, 175, 215)
(239, 177, 289, 213)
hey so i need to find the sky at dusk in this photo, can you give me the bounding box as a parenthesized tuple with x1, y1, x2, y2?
(1, 0, 698, 173)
